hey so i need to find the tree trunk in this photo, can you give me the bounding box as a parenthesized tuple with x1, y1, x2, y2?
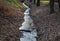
(34, 0, 36, 4)
(29, 0, 32, 2)
(37, 0, 40, 6)
(58, 0, 60, 11)
(50, 0, 54, 13)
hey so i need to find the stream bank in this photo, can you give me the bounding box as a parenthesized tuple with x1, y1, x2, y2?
(0, 1, 24, 41)
(30, 3, 60, 41)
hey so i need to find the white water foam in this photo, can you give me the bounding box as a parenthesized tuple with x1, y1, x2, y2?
(19, 3, 37, 41)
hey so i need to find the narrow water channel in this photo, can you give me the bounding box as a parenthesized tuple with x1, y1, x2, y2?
(19, 3, 37, 41)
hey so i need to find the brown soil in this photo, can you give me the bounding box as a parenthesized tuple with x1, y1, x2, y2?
(0, 2, 24, 41)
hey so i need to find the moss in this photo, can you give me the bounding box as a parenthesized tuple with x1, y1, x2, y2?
(40, 1, 49, 6)
(0, 0, 25, 9)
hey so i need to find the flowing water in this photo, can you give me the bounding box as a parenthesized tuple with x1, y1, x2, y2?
(19, 3, 37, 41)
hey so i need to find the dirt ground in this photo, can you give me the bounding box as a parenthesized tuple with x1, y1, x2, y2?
(30, 3, 60, 41)
(0, 2, 24, 41)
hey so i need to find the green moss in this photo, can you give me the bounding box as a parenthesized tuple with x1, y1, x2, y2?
(40, 1, 49, 6)
(5, 0, 25, 9)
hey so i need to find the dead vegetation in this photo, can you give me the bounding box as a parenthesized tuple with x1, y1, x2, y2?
(0, 1, 24, 41)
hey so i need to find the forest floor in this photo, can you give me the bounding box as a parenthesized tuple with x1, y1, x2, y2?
(30, 3, 60, 41)
(0, 2, 24, 41)
(0, 1, 60, 41)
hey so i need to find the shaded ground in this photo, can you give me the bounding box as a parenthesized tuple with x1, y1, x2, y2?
(29, 3, 60, 41)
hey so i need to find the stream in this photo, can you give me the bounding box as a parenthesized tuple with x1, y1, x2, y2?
(19, 3, 37, 41)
